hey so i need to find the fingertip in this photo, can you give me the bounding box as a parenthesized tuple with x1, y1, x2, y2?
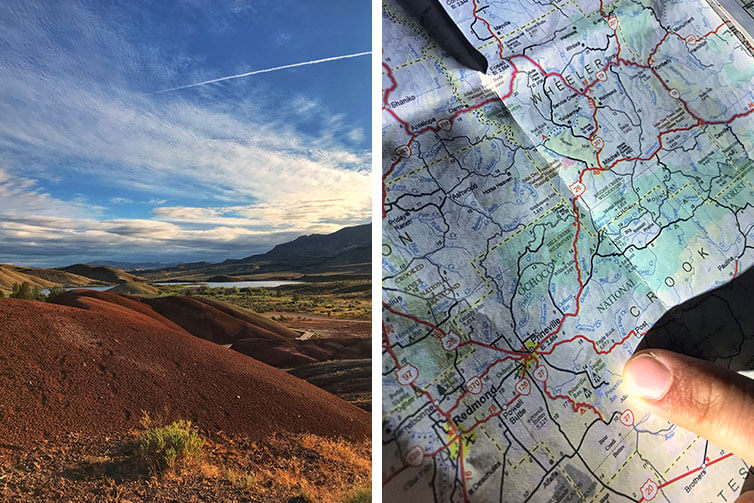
(622, 352, 672, 400)
(623, 349, 754, 466)
(735, 491, 754, 503)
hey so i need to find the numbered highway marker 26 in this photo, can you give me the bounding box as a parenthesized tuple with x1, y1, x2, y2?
(569, 182, 586, 196)
(442, 332, 460, 351)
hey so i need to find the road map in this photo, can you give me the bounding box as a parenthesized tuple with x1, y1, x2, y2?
(382, 0, 754, 501)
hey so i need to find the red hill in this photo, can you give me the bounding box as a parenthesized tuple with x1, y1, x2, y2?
(0, 296, 369, 448)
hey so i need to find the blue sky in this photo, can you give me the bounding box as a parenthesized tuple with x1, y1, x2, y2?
(0, 0, 371, 267)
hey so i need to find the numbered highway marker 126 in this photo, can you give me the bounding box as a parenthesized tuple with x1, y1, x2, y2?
(515, 378, 531, 396)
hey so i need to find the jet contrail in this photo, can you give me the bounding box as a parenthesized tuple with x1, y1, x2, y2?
(157, 51, 371, 93)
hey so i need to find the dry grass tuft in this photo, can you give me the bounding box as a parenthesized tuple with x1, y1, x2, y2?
(297, 434, 371, 472)
(225, 468, 257, 489)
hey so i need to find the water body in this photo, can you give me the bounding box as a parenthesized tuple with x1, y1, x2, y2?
(153, 280, 303, 289)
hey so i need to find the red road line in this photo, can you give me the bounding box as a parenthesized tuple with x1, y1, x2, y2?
(424, 437, 461, 458)
(383, 2, 752, 493)
(660, 452, 734, 489)
(540, 331, 634, 356)
(384, 302, 448, 335)
(383, 62, 398, 106)
(637, 452, 735, 502)
(446, 356, 526, 416)
(648, 21, 729, 64)
(460, 392, 522, 434)
(543, 383, 606, 422)
(459, 436, 470, 503)
(383, 464, 410, 486)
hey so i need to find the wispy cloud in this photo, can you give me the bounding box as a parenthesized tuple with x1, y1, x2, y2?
(0, 0, 371, 266)
(276, 32, 293, 46)
(157, 51, 371, 93)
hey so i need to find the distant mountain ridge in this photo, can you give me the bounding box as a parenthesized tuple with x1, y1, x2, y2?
(250, 224, 369, 262)
(0, 224, 371, 290)
(141, 224, 371, 281)
(88, 260, 177, 271)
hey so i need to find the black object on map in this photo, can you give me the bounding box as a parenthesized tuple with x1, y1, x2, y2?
(638, 264, 754, 375)
(398, 0, 488, 73)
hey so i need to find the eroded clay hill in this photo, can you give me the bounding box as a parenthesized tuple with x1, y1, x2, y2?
(52, 290, 371, 406)
(0, 295, 369, 448)
(0, 264, 97, 293)
(51, 291, 371, 367)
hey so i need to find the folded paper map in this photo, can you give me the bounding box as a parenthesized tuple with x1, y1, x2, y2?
(382, 0, 754, 500)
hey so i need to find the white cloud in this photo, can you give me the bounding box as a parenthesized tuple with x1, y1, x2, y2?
(0, 0, 371, 265)
(346, 127, 366, 143)
(0, 169, 95, 219)
(291, 95, 321, 115)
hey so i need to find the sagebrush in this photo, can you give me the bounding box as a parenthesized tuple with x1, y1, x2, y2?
(138, 419, 205, 474)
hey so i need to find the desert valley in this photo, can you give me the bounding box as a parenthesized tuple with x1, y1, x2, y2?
(0, 224, 371, 502)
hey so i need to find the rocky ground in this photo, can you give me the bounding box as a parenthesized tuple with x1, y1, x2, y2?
(0, 430, 370, 502)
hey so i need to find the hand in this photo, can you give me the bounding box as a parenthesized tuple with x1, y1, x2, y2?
(622, 349, 754, 502)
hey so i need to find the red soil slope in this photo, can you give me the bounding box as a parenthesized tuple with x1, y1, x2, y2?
(143, 296, 298, 344)
(0, 297, 369, 447)
(53, 290, 184, 332)
(53, 292, 370, 368)
(231, 337, 372, 368)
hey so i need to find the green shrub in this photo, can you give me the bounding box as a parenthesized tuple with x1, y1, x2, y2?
(10, 282, 45, 301)
(342, 486, 371, 503)
(46, 286, 67, 301)
(138, 419, 205, 474)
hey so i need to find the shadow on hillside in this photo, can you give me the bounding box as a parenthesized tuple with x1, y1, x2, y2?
(636, 265, 754, 370)
(58, 439, 145, 482)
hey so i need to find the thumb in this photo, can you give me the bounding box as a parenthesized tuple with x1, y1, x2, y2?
(622, 349, 754, 466)
(737, 468, 754, 502)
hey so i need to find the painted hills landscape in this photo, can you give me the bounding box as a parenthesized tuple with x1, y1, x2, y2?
(140, 224, 371, 282)
(0, 0, 373, 499)
(0, 225, 371, 501)
(0, 224, 371, 293)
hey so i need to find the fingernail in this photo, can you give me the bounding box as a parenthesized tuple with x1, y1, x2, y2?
(623, 353, 672, 400)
